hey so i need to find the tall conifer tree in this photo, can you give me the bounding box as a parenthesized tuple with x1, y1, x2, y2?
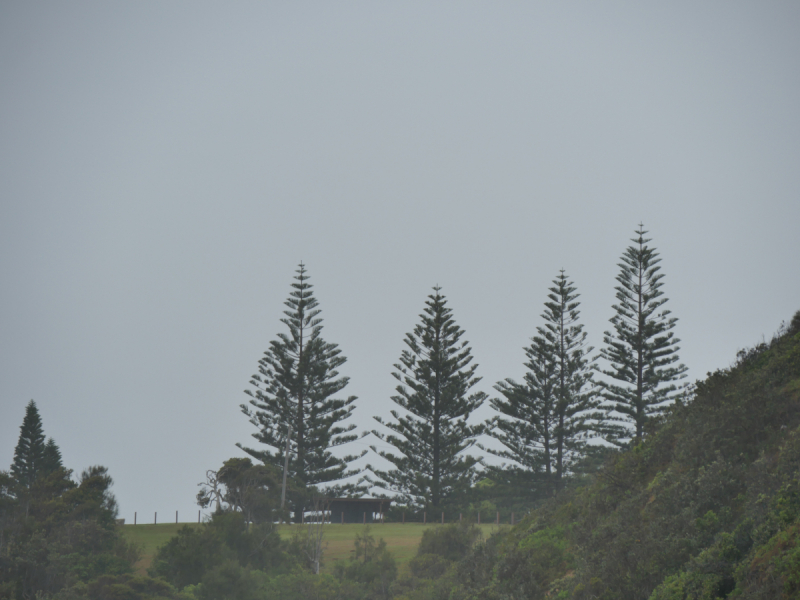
(488, 271, 599, 492)
(11, 401, 47, 488)
(371, 287, 486, 510)
(239, 264, 362, 507)
(600, 225, 688, 442)
(41, 438, 64, 476)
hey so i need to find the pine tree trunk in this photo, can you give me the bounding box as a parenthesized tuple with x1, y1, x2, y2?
(432, 327, 441, 508)
(636, 254, 644, 442)
(296, 309, 305, 523)
(556, 309, 566, 489)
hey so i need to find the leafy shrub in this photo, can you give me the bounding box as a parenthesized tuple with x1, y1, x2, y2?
(408, 554, 451, 579)
(415, 523, 480, 562)
(333, 526, 397, 599)
(149, 511, 286, 589)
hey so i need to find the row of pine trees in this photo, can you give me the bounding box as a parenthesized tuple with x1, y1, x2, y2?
(238, 225, 688, 514)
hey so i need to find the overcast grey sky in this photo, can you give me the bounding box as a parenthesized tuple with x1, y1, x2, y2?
(2, 2, 799, 522)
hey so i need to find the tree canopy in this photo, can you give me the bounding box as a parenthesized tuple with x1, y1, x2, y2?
(488, 270, 600, 494)
(239, 263, 363, 513)
(10, 400, 62, 489)
(600, 224, 688, 442)
(371, 286, 486, 510)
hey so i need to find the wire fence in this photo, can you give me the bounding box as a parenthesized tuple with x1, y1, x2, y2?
(119, 510, 519, 526)
(119, 510, 203, 525)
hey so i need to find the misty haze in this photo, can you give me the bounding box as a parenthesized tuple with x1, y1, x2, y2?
(2, 3, 799, 599)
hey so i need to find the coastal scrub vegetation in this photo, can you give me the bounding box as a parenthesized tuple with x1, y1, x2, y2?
(406, 309, 800, 600)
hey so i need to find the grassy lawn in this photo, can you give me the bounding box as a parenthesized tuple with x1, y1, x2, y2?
(122, 523, 201, 572)
(121, 522, 508, 575)
(279, 523, 508, 572)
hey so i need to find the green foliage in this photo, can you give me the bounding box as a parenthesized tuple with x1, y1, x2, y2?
(333, 526, 397, 599)
(149, 511, 286, 589)
(196, 457, 282, 524)
(399, 311, 800, 600)
(371, 286, 487, 510)
(600, 225, 688, 442)
(42, 438, 64, 478)
(2, 404, 140, 598)
(407, 553, 451, 579)
(389, 523, 478, 600)
(192, 559, 266, 600)
(146, 513, 406, 600)
(239, 263, 363, 510)
(0, 448, 151, 599)
(53, 574, 191, 600)
(261, 570, 355, 600)
(387, 524, 482, 599)
(488, 270, 601, 497)
(415, 523, 480, 562)
(515, 526, 574, 581)
(11, 400, 50, 489)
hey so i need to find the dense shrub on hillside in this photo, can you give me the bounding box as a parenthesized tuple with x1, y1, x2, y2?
(415, 522, 480, 562)
(53, 574, 189, 600)
(406, 312, 800, 600)
(150, 512, 289, 590)
(387, 524, 480, 600)
(332, 526, 397, 600)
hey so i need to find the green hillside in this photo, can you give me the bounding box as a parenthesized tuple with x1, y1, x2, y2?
(421, 312, 800, 600)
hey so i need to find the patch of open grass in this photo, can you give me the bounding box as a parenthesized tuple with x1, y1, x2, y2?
(279, 523, 507, 573)
(121, 523, 202, 573)
(121, 521, 508, 575)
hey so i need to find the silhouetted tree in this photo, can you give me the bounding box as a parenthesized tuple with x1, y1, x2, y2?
(239, 263, 363, 516)
(11, 401, 47, 489)
(487, 271, 600, 492)
(600, 225, 687, 442)
(196, 458, 282, 524)
(371, 287, 486, 510)
(42, 438, 63, 477)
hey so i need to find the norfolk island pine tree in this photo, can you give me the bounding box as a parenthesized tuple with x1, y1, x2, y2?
(239, 263, 365, 519)
(599, 225, 688, 443)
(11, 400, 63, 489)
(41, 439, 63, 477)
(485, 270, 602, 495)
(370, 286, 487, 511)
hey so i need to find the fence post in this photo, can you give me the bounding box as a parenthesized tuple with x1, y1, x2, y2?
(176, 510, 178, 524)
(424, 511, 426, 524)
(402, 511, 405, 524)
(441, 512, 444, 524)
(363, 512, 366, 524)
(477, 512, 480, 525)
(198, 510, 201, 524)
(155, 512, 157, 525)
(341, 511, 344, 525)
(511, 512, 514, 525)
(134, 512, 137, 525)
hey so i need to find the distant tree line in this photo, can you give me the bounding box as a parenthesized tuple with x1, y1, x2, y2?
(236, 224, 688, 518)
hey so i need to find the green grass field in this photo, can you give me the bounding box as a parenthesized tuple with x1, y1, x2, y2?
(121, 522, 508, 575)
(121, 523, 197, 572)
